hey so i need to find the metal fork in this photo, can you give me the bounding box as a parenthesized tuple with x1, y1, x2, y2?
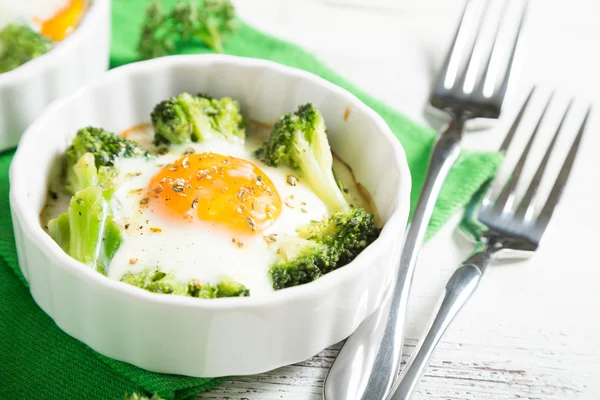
(324, 1, 527, 399)
(388, 88, 591, 400)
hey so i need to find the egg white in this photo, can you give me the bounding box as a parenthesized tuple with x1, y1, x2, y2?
(107, 136, 329, 296)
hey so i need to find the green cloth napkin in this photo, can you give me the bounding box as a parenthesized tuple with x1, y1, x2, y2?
(0, 1, 502, 399)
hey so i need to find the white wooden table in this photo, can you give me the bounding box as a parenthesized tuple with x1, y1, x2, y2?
(200, 0, 600, 398)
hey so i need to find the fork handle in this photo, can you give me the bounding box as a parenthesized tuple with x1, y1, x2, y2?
(388, 247, 492, 400)
(323, 117, 466, 400)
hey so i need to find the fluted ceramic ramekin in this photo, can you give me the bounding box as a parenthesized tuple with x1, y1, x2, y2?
(0, 0, 110, 151)
(9, 55, 411, 377)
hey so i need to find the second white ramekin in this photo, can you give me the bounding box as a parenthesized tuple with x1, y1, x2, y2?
(0, 0, 110, 151)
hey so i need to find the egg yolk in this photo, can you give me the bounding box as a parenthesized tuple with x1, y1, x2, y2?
(37, 0, 85, 41)
(147, 153, 282, 234)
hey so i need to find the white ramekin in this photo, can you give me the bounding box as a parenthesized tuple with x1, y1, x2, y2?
(0, 0, 110, 151)
(9, 55, 411, 377)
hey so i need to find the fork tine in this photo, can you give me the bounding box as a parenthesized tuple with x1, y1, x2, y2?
(499, 86, 535, 152)
(493, 0, 528, 103)
(473, 0, 510, 96)
(493, 91, 554, 213)
(453, 0, 491, 92)
(432, 1, 470, 92)
(535, 106, 591, 233)
(515, 99, 574, 220)
(481, 87, 535, 209)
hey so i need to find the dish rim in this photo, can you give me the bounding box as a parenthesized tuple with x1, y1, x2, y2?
(0, 0, 106, 86)
(10, 54, 412, 310)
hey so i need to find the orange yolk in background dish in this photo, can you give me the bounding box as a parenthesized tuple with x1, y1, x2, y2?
(147, 153, 282, 235)
(36, 0, 85, 41)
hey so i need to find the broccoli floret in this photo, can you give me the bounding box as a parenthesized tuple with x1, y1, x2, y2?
(151, 92, 245, 145)
(269, 237, 331, 290)
(188, 275, 250, 298)
(121, 269, 188, 295)
(0, 24, 52, 73)
(215, 276, 251, 297)
(54, 127, 137, 270)
(196, 0, 236, 54)
(137, 0, 235, 59)
(255, 104, 349, 212)
(48, 186, 123, 275)
(204, 95, 246, 141)
(187, 279, 219, 299)
(64, 127, 148, 195)
(121, 269, 250, 298)
(151, 93, 200, 145)
(269, 208, 380, 290)
(298, 208, 380, 268)
(67, 126, 148, 168)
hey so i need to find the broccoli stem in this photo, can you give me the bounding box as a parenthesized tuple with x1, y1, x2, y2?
(294, 131, 348, 212)
(48, 212, 70, 253)
(98, 216, 123, 275)
(198, 21, 224, 53)
(66, 153, 99, 194)
(49, 185, 123, 275)
(68, 186, 108, 268)
(98, 166, 119, 201)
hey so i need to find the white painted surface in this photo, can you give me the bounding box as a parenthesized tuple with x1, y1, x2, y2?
(199, 0, 600, 398)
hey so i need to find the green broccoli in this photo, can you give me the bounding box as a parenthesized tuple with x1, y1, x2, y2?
(65, 152, 123, 198)
(66, 126, 148, 168)
(121, 268, 250, 298)
(47, 212, 70, 254)
(97, 165, 120, 200)
(269, 237, 331, 290)
(48, 186, 123, 275)
(0, 24, 52, 73)
(66, 186, 106, 267)
(53, 127, 145, 272)
(215, 276, 251, 297)
(137, 0, 236, 59)
(151, 93, 198, 145)
(151, 92, 245, 145)
(255, 104, 349, 212)
(298, 208, 380, 268)
(65, 153, 98, 194)
(269, 208, 380, 289)
(121, 269, 188, 295)
(187, 278, 219, 298)
(206, 94, 246, 141)
(99, 216, 124, 274)
(64, 127, 148, 195)
(195, 0, 236, 54)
